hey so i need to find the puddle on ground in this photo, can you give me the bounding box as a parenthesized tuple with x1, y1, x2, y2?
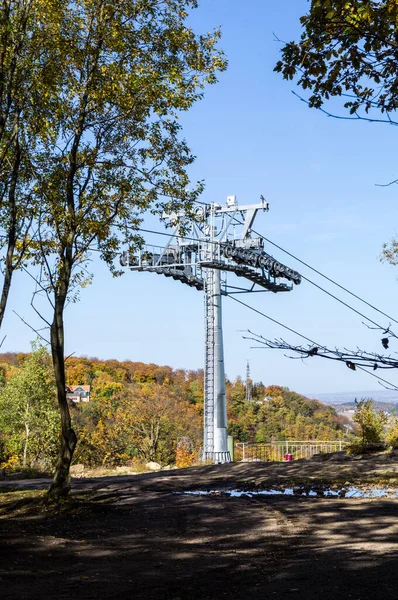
(174, 487, 398, 499)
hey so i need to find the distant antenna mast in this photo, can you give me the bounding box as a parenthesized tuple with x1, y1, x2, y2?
(120, 195, 301, 463)
(246, 360, 252, 403)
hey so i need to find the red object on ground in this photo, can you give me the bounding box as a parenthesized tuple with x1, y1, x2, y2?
(285, 454, 293, 461)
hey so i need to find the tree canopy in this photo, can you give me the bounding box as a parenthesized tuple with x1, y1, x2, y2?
(275, 1, 398, 120)
(0, 0, 66, 329)
(275, 1, 398, 263)
(0, 345, 59, 471)
(0, 353, 350, 474)
(9, 0, 227, 497)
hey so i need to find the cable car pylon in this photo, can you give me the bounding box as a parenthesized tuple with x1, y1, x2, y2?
(120, 195, 301, 463)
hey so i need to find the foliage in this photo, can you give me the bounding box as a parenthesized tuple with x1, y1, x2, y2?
(275, 0, 398, 261)
(0, 0, 68, 329)
(16, 0, 226, 496)
(385, 417, 398, 448)
(72, 381, 202, 467)
(275, 0, 398, 116)
(227, 384, 346, 442)
(0, 346, 59, 470)
(33, 0, 228, 286)
(176, 438, 197, 468)
(353, 399, 388, 445)
(0, 455, 19, 473)
(0, 351, 353, 468)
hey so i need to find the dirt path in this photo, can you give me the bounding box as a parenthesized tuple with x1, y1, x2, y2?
(1, 457, 398, 599)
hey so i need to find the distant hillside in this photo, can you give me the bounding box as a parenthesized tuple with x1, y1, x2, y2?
(0, 353, 350, 446)
(306, 390, 398, 406)
(332, 400, 398, 416)
(232, 385, 349, 443)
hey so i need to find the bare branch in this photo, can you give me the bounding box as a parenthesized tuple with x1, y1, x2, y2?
(12, 310, 50, 345)
(291, 91, 398, 126)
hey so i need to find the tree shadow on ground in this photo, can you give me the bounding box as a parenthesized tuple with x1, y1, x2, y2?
(1, 487, 398, 600)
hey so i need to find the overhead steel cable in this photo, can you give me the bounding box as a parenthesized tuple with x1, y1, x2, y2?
(226, 216, 398, 337)
(299, 274, 396, 336)
(140, 211, 398, 330)
(228, 295, 398, 391)
(137, 225, 397, 337)
(133, 226, 398, 388)
(249, 226, 398, 326)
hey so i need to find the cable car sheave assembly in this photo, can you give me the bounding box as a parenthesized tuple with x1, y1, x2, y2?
(121, 195, 301, 463)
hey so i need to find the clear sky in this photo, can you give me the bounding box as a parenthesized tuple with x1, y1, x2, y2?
(3, 0, 398, 395)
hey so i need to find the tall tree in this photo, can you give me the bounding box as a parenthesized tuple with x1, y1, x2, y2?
(353, 399, 387, 446)
(0, 344, 59, 470)
(119, 384, 201, 463)
(0, 1, 64, 331)
(275, 1, 398, 118)
(274, 0, 398, 259)
(30, 0, 226, 497)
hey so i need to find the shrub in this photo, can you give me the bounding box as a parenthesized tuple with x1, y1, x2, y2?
(386, 418, 398, 449)
(353, 399, 387, 445)
(0, 455, 20, 472)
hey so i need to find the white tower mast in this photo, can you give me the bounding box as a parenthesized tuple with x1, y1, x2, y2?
(120, 195, 301, 464)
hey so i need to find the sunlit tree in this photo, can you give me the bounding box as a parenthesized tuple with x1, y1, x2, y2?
(26, 0, 226, 497)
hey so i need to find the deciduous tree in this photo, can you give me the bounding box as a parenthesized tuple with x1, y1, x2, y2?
(28, 0, 226, 496)
(0, 1, 65, 331)
(353, 399, 387, 445)
(119, 384, 201, 463)
(275, 1, 398, 118)
(0, 344, 59, 470)
(274, 0, 398, 261)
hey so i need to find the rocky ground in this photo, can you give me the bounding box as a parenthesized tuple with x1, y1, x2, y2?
(1, 452, 398, 599)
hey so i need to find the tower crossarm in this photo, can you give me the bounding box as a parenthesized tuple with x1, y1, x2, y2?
(220, 243, 301, 285)
(199, 260, 291, 292)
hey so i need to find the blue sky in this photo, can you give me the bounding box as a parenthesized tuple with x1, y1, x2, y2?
(3, 0, 398, 395)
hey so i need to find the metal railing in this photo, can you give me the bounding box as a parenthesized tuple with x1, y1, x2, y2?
(235, 440, 349, 462)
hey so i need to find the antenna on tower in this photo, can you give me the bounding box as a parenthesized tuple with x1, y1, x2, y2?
(246, 360, 252, 403)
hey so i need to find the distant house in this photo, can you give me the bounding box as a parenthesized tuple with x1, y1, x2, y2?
(66, 385, 90, 403)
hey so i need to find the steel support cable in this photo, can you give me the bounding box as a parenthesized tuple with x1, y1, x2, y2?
(248, 225, 398, 327)
(137, 226, 397, 337)
(131, 226, 398, 387)
(227, 216, 398, 336)
(300, 275, 396, 336)
(228, 295, 398, 391)
(139, 215, 398, 328)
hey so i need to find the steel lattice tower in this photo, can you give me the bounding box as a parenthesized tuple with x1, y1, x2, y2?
(246, 361, 252, 403)
(120, 195, 301, 463)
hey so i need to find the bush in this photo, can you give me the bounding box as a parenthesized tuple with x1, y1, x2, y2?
(0, 455, 19, 472)
(386, 418, 398, 449)
(346, 441, 386, 455)
(353, 399, 387, 445)
(175, 437, 197, 468)
(176, 447, 196, 468)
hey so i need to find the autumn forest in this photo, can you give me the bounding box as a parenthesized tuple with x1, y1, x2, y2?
(0, 347, 349, 474)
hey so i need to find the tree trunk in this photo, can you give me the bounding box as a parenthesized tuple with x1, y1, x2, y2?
(23, 419, 29, 469)
(0, 137, 21, 330)
(0, 231, 16, 330)
(48, 274, 77, 498)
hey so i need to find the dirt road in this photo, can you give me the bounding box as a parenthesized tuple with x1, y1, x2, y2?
(1, 457, 398, 599)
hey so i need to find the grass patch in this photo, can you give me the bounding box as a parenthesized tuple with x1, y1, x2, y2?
(0, 490, 46, 517)
(0, 489, 100, 519)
